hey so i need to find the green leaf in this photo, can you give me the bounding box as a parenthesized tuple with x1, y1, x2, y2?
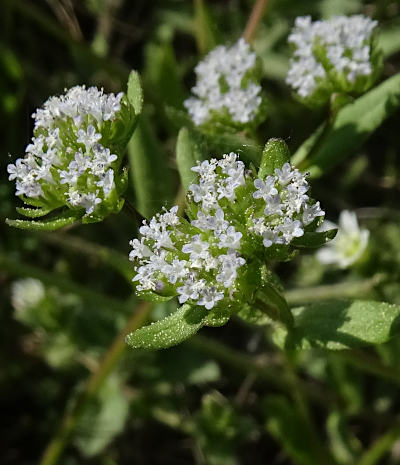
(291, 229, 337, 248)
(273, 300, 400, 350)
(296, 73, 400, 177)
(127, 70, 143, 116)
(264, 395, 324, 465)
(144, 42, 186, 109)
(125, 304, 208, 350)
(16, 206, 52, 218)
(194, 0, 220, 54)
(176, 127, 207, 191)
(258, 138, 291, 178)
(128, 113, 175, 218)
(73, 376, 129, 457)
(378, 24, 400, 59)
(203, 130, 262, 166)
(6, 211, 80, 231)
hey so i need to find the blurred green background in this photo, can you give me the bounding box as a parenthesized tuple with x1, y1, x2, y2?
(1, 1, 400, 464)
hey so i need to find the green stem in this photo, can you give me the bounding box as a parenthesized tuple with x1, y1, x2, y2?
(339, 349, 400, 386)
(358, 424, 400, 465)
(38, 302, 151, 465)
(284, 275, 383, 306)
(256, 284, 294, 328)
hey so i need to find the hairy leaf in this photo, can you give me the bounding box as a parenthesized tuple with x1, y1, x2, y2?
(6, 212, 79, 231)
(126, 304, 208, 350)
(127, 70, 143, 116)
(176, 127, 207, 191)
(273, 300, 400, 350)
(16, 206, 52, 218)
(258, 138, 291, 178)
(293, 73, 400, 177)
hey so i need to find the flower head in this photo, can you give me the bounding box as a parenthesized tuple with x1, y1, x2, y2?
(7, 85, 136, 222)
(130, 152, 324, 311)
(286, 15, 380, 105)
(184, 39, 264, 128)
(316, 210, 369, 268)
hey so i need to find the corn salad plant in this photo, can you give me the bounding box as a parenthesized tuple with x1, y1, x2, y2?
(2, 1, 400, 465)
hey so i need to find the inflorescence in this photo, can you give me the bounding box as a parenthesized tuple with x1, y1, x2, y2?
(286, 15, 379, 104)
(184, 39, 263, 127)
(130, 153, 324, 310)
(7, 86, 133, 218)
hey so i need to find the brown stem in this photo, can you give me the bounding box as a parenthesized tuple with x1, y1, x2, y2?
(242, 0, 269, 44)
(38, 302, 151, 465)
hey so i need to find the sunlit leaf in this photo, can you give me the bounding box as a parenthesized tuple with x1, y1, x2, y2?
(126, 304, 208, 350)
(273, 300, 400, 350)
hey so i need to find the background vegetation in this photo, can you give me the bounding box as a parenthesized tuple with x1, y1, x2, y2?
(1, 0, 400, 464)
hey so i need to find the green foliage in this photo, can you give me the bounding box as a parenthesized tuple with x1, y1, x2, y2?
(294, 73, 400, 176)
(264, 395, 324, 465)
(73, 376, 129, 457)
(2, 1, 400, 464)
(128, 113, 175, 218)
(258, 138, 291, 178)
(125, 304, 209, 350)
(176, 127, 207, 191)
(273, 300, 400, 350)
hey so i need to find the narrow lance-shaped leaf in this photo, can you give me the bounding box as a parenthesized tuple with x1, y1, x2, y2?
(128, 113, 175, 219)
(273, 300, 400, 350)
(6, 211, 80, 231)
(194, 0, 220, 54)
(127, 70, 143, 116)
(293, 73, 400, 177)
(176, 127, 207, 191)
(16, 206, 52, 218)
(126, 304, 208, 350)
(258, 138, 291, 178)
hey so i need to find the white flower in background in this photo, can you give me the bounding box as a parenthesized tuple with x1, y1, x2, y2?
(11, 278, 45, 312)
(316, 210, 369, 268)
(286, 15, 379, 103)
(7, 85, 131, 219)
(184, 39, 263, 126)
(130, 153, 325, 311)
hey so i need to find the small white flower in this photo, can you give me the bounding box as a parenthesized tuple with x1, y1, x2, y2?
(316, 210, 369, 268)
(218, 226, 242, 250)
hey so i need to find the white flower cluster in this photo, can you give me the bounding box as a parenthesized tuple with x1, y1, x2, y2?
(316, 210, 369, 268)
(130, 155, 248, 310)
(7, 86, 123, 215)
(130, 153, 325, 311)
(250, 162, 324, 247)
(286, 15, 378, 99)
(184, 39, 262, 125)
